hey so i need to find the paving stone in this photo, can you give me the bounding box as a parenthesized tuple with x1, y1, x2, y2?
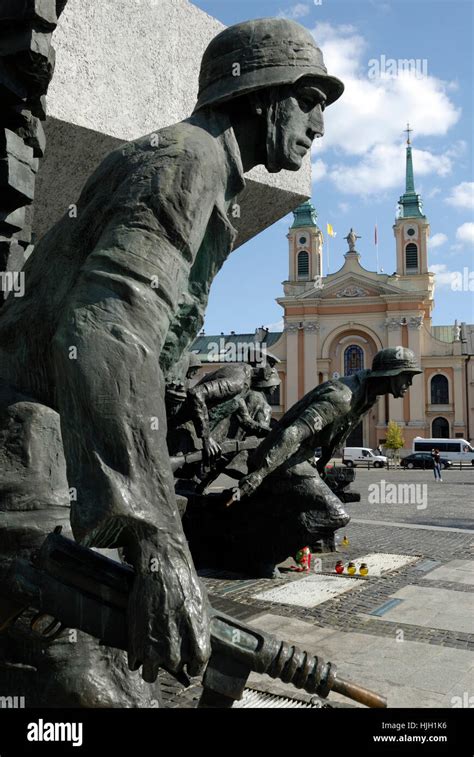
(253, 573, 366, 608)
(242, 612, 473, 709)
(371, 585, 474, 634)
(404, 647, 474, 694)
(189, 471, 474, 708)
(421, 560, 474, 586)
(445, 671, 474, 706)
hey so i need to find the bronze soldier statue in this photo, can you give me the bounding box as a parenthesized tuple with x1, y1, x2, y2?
(191, 348, 421, 577)
(238, 347, 422, 497)
(0, 19, 343, 704)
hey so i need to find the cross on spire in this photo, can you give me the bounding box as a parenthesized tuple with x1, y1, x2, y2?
(404, 122, 413, 145)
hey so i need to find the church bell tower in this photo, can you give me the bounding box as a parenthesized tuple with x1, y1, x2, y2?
(393, 125, 430, 276)
(287, 200, 323, 287)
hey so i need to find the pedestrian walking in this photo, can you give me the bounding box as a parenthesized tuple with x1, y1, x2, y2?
(432, 448, 442, 482)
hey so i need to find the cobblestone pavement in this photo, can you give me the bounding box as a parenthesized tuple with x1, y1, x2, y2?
(161, 467, 474, 707)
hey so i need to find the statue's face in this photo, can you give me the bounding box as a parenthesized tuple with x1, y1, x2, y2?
(368, 372, 414, 400)
(265, 78, 326, 171)
(389, 372, 414, 399)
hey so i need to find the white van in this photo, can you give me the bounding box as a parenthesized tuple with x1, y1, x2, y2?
(342, 447, 388, 468)
(413, 438, 474, 465)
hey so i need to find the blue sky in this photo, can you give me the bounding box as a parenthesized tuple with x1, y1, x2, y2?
(193, 0, 474, 333)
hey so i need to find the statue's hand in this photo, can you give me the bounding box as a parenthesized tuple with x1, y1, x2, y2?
(224, 471, 263, 506)
(203, 436, 222, 465)
(127, 536, 211, 682)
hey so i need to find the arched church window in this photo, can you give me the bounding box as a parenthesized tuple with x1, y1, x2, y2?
(432, 417, 449, 438)
(405, 243, 418, 271)
(297, 251, 309, 279)
(431, 374, 449, 404)
(344, 345, 364, 376)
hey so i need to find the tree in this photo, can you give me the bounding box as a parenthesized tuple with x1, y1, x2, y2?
(385, 421, 405, 467)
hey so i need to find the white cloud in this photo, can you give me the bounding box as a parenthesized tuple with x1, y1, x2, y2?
(430, 264, 456, 288)
(427, 187, 441, 199)
(312, 158, 327, 181)
(277, 3, 310, 19)
(312, 22, 365, 83)
(446, 182, 474, 211)
(456, 223, 474, 245)
(338, 202, 350, 213)
(310, 22, 461, 197)
(446, 140, 467, 158)
(327, 143, 452, 196)
(429, 233, 448, 249)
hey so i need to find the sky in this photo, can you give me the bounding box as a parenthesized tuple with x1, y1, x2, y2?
(192, 0, 474, 333)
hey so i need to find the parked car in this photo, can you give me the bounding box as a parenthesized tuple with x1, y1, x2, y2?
(342, 447, 387, 468)
(401, 453, 452, 470)
(413, 437, 474, 465)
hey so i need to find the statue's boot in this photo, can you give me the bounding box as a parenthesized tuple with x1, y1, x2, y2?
(0, 383, 162, 707)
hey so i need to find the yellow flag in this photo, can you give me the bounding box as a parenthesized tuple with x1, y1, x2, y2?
(327, 223, 336, 237)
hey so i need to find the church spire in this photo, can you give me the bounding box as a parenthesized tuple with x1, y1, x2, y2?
(404, 123, 415, 193)
(290, 199, 318, 229)
(398, 124, 424, 218)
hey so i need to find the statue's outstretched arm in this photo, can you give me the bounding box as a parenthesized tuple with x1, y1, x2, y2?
(238, 420, 313, 498)
(237, 387, 352, 499)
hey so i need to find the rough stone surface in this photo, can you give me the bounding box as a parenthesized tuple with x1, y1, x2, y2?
(32, 0, 311, 243)
(0, 129, 37, 209)
(0, 389, 69, 511)
(0, 1, 63, 273)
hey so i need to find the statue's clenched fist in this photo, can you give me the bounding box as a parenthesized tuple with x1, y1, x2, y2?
(126, 534, 211, 683)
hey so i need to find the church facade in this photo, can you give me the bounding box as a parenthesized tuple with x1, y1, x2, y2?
(192, 139, 473, 452)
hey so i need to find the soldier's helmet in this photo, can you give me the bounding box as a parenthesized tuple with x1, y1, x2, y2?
(187, 352, 202, 370)
(194, 18, 344, 112)
(251, 364, 281, 389)
(370, 347, 422, 378)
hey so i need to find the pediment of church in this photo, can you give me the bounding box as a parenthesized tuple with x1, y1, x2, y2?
(324, 281, 379, 299)
(311, 273, 402, 300)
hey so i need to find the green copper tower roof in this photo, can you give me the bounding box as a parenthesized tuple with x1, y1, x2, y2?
(398, 125, 425, 218)
(290, 200, 319, 228)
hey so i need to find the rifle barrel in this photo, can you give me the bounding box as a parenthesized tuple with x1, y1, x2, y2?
(170, 437, 260, 471)
(1, 532, 387, 708)
(332, 676, 387, 708)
